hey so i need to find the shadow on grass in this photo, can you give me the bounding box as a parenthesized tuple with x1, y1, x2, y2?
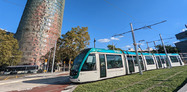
(23, 76, 71, 85)
(173, 78, 187, 92)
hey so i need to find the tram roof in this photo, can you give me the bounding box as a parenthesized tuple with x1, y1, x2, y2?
(89, 48, 179, 56)
(89, 48, 123, 54)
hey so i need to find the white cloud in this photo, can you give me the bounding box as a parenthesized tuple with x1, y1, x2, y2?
(119, 35, 124, 38)
(137, 43, 145, 46)
(173, 41, 179, 44)
(98, 39, 110, 43)
(181, 28, 187, 32)
(125, 45, 131, 48)
(110, 37, 119, 40)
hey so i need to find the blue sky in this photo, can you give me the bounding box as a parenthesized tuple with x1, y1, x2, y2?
(0, 0, 187, 50)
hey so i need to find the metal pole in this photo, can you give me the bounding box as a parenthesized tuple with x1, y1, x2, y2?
(63, 61, 65, 72)
(159, 34, 171, 68)
(112, 42, 114, 50)
(130, 23, 143, 75)
(153, 41, 159, 54)
(153, 41, 163, 68)
(46, 49, 51, 72)
(51, 40, 57, 73)
(146, 42, 151, 53)
(94, 38, 96, 48)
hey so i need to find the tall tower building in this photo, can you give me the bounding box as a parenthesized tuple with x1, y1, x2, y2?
(15, 0, 65, 66)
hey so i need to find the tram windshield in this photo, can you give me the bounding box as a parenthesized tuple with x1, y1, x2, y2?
(71, 49, 90, 71)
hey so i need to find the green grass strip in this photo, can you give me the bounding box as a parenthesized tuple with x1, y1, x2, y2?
(73, 65, 187, 92)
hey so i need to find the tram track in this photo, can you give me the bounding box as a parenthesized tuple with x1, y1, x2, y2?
(143, 70, 184, 92)
(110, 69, 181, 92)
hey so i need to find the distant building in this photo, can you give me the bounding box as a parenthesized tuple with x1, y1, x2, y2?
(175, 25, 187, 63)
(175, 26, 187, 53)
(127, 47, 153, 52)
(15, 0, 65, 66)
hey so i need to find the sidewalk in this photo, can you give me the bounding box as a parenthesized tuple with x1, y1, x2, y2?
(0, 72, 77, 92)
(178, 83, 187, 92)
(0, 72, 69, 86)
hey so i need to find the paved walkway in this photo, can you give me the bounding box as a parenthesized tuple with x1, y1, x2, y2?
(0, 72, 77, 92)
(178, 83, 187, 92)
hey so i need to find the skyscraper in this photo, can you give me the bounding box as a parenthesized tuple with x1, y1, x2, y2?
(15, 0, 65, 66)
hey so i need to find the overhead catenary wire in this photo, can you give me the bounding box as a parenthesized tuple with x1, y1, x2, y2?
(112, 20, 167, 37)
(147, 37, 175, 43)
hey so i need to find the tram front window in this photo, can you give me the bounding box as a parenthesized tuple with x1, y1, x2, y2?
(70, 49, 90, 76)
(81, 54, 96, 71)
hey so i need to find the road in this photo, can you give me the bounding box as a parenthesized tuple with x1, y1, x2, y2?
(0, 74, 33, 81)
(0, 72, 75, 92)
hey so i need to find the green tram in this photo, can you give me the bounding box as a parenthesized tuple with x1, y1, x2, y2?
(70, 48, 184, 83)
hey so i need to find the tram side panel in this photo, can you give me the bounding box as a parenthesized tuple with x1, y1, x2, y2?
(169, 55, 184, 67)
(105, 54, 126, 78)
(123, 54, 130, 74)
(143, 55, 157, 70)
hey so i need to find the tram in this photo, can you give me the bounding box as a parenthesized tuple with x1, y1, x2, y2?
(70, 48, 184, 83)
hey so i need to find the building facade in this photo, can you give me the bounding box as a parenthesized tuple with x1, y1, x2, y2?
(15, 0, 65, 66)
(175, 26, 187, 63)
(175, 29, 187, 53)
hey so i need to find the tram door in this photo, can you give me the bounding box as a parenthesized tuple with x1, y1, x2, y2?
(139, 56, 145, 70)
(99, 54, 106, 78)
(127, 56, 135, 73)
(156, 56, 162, 68)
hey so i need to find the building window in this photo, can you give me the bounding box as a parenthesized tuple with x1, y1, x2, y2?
(106, 55, 123, 69)
(81, 54, 96, 71)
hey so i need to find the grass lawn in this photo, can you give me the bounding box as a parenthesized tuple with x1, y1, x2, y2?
(73, 65, 187, 92)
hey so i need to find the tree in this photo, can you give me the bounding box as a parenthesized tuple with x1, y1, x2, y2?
(56, 26, 90, 69)
(107, 45, 122, 51)
(0, 29, 22, 67)
(154, 45, 179, 53)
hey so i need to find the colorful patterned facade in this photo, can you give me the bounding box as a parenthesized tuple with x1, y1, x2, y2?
(15, 0, 65, 66)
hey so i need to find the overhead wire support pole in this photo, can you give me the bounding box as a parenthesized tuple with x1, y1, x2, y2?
(159, 34, 172, 68)
(153, 41, 164, 68)
(94, 38, 96, 48)
(146, 42, 151, 53)
(130, 23, 143, 75)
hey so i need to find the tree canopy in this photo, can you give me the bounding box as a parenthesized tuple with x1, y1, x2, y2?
(0, 29, 22, 67)
(56, 26, 90, 63)
(153, 45, 179, 53)
(107, 45, 122, 51)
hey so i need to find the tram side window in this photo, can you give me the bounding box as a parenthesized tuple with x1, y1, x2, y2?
(132, 56, 143, 66)
(145, 56, 154, 65)
(106, 55, 123, 69)
(160, 56, 166, 64)
(156, 56, 160, 62)
(127, 56, 133, 62)
(170, 56, 179, 63)
(81, 54, 96, 71)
